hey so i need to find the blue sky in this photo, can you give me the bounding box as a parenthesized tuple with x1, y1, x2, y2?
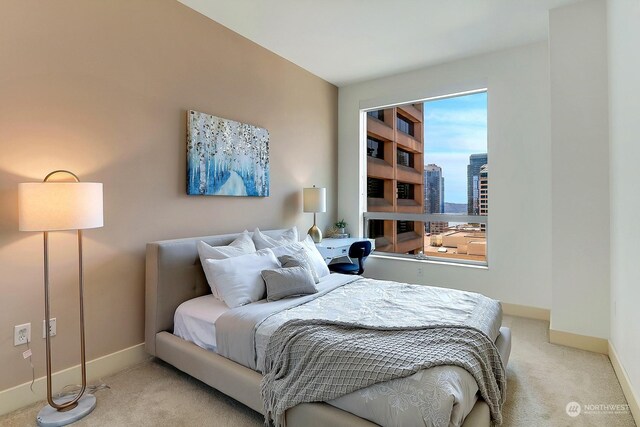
(423, 91, 487, 204)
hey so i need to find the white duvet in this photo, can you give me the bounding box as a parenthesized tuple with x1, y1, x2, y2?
(254, 277, 502, 427)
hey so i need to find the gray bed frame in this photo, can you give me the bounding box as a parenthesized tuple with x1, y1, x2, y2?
(145, 229, 511, 427)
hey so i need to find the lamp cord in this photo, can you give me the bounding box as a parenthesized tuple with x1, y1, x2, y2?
(22, 338, 109, 397)
(25, 338, 35, 393)
(55, 382, 110, 398)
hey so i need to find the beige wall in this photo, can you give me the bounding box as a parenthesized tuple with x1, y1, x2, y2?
(0, 0, 337, 391)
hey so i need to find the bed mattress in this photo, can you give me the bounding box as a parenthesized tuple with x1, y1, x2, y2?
(173, 294, 229, 351)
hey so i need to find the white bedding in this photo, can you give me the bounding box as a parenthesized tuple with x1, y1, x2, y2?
(177, 277, 503, 427)
(256, 278, 502, 371)
(173, 294, 229, 351)
(254, 278, 501, 427)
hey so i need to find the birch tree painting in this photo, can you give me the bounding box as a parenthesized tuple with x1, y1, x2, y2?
(187, 110, 270, 197)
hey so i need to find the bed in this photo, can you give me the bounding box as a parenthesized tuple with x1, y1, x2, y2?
(145, 229, 511, 427)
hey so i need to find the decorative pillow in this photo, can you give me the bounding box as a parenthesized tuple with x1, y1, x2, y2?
(252, 226, 298, 250)
(261, 266, 318, 302)
(201, 248, 279, 308)
(197, 231, 256, 299)
(300, 235, 331, 278)
(278, 254, 320, 283)
(270, 240, 328, 280)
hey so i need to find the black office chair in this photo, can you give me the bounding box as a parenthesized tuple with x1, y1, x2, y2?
(328, 241, 372, 275)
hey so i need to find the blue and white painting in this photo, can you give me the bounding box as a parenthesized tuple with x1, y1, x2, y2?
(187, 110, 270, 197)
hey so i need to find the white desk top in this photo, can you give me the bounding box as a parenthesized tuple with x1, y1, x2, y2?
(314, 237, 375, 265)
(315, 237, 376, 250)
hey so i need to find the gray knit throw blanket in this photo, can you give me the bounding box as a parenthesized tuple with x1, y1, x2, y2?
(261, 319, 506, 427)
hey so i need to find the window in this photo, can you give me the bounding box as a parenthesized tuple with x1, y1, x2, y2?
(397, 148, 414, 168)
(368, 110, 385, 121)
(363, 91, 488, 265)
(367, 137, 385, 160)
(368, 220, 385, 239)
(397, 182, 414, 200)
(367, 178, 385, 198)
(396, 114, 414, 136)
(397, 221, 414, 234)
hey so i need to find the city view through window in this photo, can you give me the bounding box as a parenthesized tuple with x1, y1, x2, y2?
(365, 91, 488, 263)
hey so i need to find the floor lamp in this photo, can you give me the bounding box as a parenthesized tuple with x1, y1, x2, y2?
(19, 170, 103, 427)
(303, 186, 326, 243)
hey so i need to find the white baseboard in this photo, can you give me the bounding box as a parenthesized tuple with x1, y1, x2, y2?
(501, 302, 551, 321)
(0, 343, 148, 417)
(501, 302, 608, 355)
(549, 329, 609, 354)
(608, 341, 639, 424)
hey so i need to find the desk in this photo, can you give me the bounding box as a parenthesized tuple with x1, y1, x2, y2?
(315, 237, 376, 265)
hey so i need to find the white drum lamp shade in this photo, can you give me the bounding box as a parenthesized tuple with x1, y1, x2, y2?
(303, 187, 326, 213)
(19, 182, 103, 231)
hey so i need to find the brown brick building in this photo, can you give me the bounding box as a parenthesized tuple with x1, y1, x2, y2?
(366, 104, 425, 254)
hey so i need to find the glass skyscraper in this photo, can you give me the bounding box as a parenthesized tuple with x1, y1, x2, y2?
(424, 164, 444, 214)
(467, 153, 488, 215)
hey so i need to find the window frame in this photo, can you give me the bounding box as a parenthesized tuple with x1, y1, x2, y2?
(360, 88, 489, 267)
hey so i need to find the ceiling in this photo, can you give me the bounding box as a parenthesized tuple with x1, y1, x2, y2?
(178, 0, 582, 87)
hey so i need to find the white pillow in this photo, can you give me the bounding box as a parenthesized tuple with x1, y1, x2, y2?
(252, 226, 299, 250)
(300, 235, 331, 278)
(270, 241, 305, 258)
(201, 249, 280, 308)
(198, 232, 256, 259)
(270, 240, 329, 279)
(197, 231, 256, 299)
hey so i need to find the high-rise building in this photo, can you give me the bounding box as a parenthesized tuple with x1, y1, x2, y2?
(424, 164, 444, 214)
(440, 177, 444, 213)
(467, 153, 488, 215)
(479, 164, 488, 216)
(424, 164, 447, 234)
(366, 103, 425, 254)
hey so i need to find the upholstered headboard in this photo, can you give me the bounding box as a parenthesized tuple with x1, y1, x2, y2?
(144, 229, 288, 355)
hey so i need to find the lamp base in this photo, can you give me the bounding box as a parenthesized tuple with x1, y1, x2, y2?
(37, 394, 96, 427)
(307, 224, 323, 243)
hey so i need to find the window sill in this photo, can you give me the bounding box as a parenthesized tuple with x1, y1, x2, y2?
(396, 231, 421, 242)
(397, 199, 419, 207)
(367, 198, 393, 208)
(396, 164, 420, 175)
(367, 157, 391, 167)
(369, 252, 488, 270)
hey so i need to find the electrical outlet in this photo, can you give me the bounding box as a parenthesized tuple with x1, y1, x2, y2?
(14, 323, 31, 346)
(417, 266, 424, 278)
(42, 318, 57, 338)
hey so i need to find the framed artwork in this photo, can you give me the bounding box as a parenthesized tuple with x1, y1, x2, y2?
(187, 110, 270, 197)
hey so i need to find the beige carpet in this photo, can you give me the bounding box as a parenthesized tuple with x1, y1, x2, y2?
(1, 316, 636, 426)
